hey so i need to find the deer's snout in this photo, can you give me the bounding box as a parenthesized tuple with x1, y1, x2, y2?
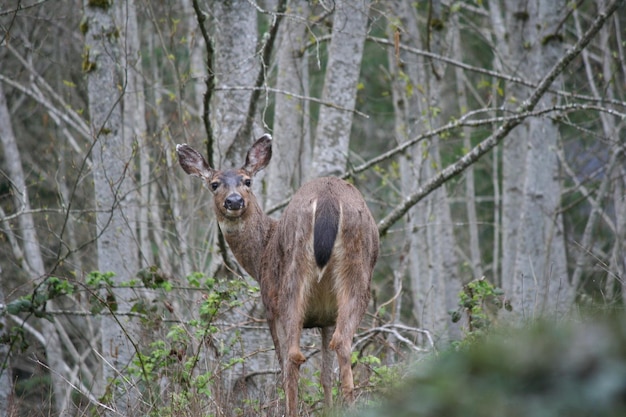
(224, 194, 245, 211)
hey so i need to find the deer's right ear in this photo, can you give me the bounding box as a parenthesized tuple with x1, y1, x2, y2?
(176, 144, 213, 179)
(243, 134, 272, 175)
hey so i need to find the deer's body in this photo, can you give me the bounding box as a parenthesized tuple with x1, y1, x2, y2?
(177, 135, 379, 416)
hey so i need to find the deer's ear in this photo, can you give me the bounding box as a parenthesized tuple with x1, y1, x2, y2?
(243, 134, 272, 175)
(176, 144, 213, 179)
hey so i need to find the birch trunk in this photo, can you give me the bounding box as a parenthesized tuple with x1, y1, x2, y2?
(200, 3, 282, 412)
(182, 0, 208, 114)
(426, 0, 462, 341)
(147, 32, 190, 276)
(615, 175, 626, 304)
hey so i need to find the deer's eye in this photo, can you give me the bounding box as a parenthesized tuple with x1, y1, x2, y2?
(243, 178, 252, 187)
(210, 181, 219, 191)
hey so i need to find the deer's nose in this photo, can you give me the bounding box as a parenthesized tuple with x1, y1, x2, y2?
(224, 194, 244, 211)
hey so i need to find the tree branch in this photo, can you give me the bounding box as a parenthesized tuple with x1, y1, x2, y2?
(191, 0, 216, 168)
(377, 0, 623, 236)
(353, 323, 434, 353)
(238, 0, 288, 142)
(367, 35, 626, 109)
(267, 103, 622, 216)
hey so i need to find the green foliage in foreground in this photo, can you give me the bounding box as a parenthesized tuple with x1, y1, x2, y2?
(357, 313, 626, 417)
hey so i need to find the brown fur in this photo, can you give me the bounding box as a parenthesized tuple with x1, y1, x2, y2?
(177, 135, 379, 416)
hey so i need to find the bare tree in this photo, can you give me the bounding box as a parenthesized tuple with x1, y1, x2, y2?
(82, 0, 140, 413)
(0, 236, 12, 414)
(267, 0, 311, 207)
(492, 0, 573, 320)
(310, 0, 370, 178)
(0, 79, 72, 415)
(210, 0, 260, 165)
(386, 0, 461, 341)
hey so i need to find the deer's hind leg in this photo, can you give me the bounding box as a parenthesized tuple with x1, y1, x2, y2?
(321, 325, 335, 408)
(329, 269, 371, 404)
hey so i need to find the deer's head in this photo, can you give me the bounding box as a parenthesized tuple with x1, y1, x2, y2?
(176, 134, 272, 220)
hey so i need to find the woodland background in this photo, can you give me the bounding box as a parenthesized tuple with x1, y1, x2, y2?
(0, 0, 625, 416)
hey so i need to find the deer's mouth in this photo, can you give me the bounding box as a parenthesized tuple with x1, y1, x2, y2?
(223, 207, 245, 218)
(222, 203, 246, 219)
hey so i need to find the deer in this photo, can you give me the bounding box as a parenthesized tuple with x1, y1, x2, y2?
(176, 134, 379, 416)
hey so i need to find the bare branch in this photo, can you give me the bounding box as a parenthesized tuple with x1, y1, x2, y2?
(0, 0, 53, 17)
(238, 0, 288, 141)
(354, 323, 435, 353)
(367, 35, 626, 110)
(213, 85, 370, 119)
(377, 0, 624, 236)
(268, 103, 623, 216)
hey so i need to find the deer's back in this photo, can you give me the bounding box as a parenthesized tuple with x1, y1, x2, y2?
(259, 177, 379, 328)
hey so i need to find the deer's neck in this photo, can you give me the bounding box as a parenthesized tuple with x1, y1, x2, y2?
(218, 203, 277, 281)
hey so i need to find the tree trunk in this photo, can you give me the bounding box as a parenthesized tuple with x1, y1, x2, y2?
(182, 0, 208, 114)
(387, 0, 461, 342)
(511, 0, 572, 319)
(452, 16, 483, 281)
(0, 80, 71, 416)
(386, 1, 430, 340)
(118, 0, 152, 268)
(615, 175, 626, 304)
(494, 0, 531, 295)
(267, 0, 310, 208)
(0, 272, 11, 416)
(82, 1, 140, 414)
(572, 4, 624, 301)
(202, 3, 281, 413)
(210, 0, 259, 166)
(310, 0, 370, 178)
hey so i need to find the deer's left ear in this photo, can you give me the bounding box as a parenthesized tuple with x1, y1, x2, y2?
(243, 134, 272, 175)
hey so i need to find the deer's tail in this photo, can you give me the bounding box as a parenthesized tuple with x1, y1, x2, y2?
(313, 196, 340, 268)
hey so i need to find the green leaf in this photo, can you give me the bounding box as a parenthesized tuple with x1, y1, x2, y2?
(6, 298, 32, 315)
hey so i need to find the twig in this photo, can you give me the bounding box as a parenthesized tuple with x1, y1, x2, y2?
(0, 0, 52, 17)
(238, 0, 288, 142)
(213, 85, 370, 119)
(354, 323, 434, 353)
(33, 356, 116, 414)
(367, 35, 626, 110)
(191, 0, 216, 168)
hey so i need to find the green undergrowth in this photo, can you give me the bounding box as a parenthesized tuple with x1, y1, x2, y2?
(353, 311, 626, 417)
